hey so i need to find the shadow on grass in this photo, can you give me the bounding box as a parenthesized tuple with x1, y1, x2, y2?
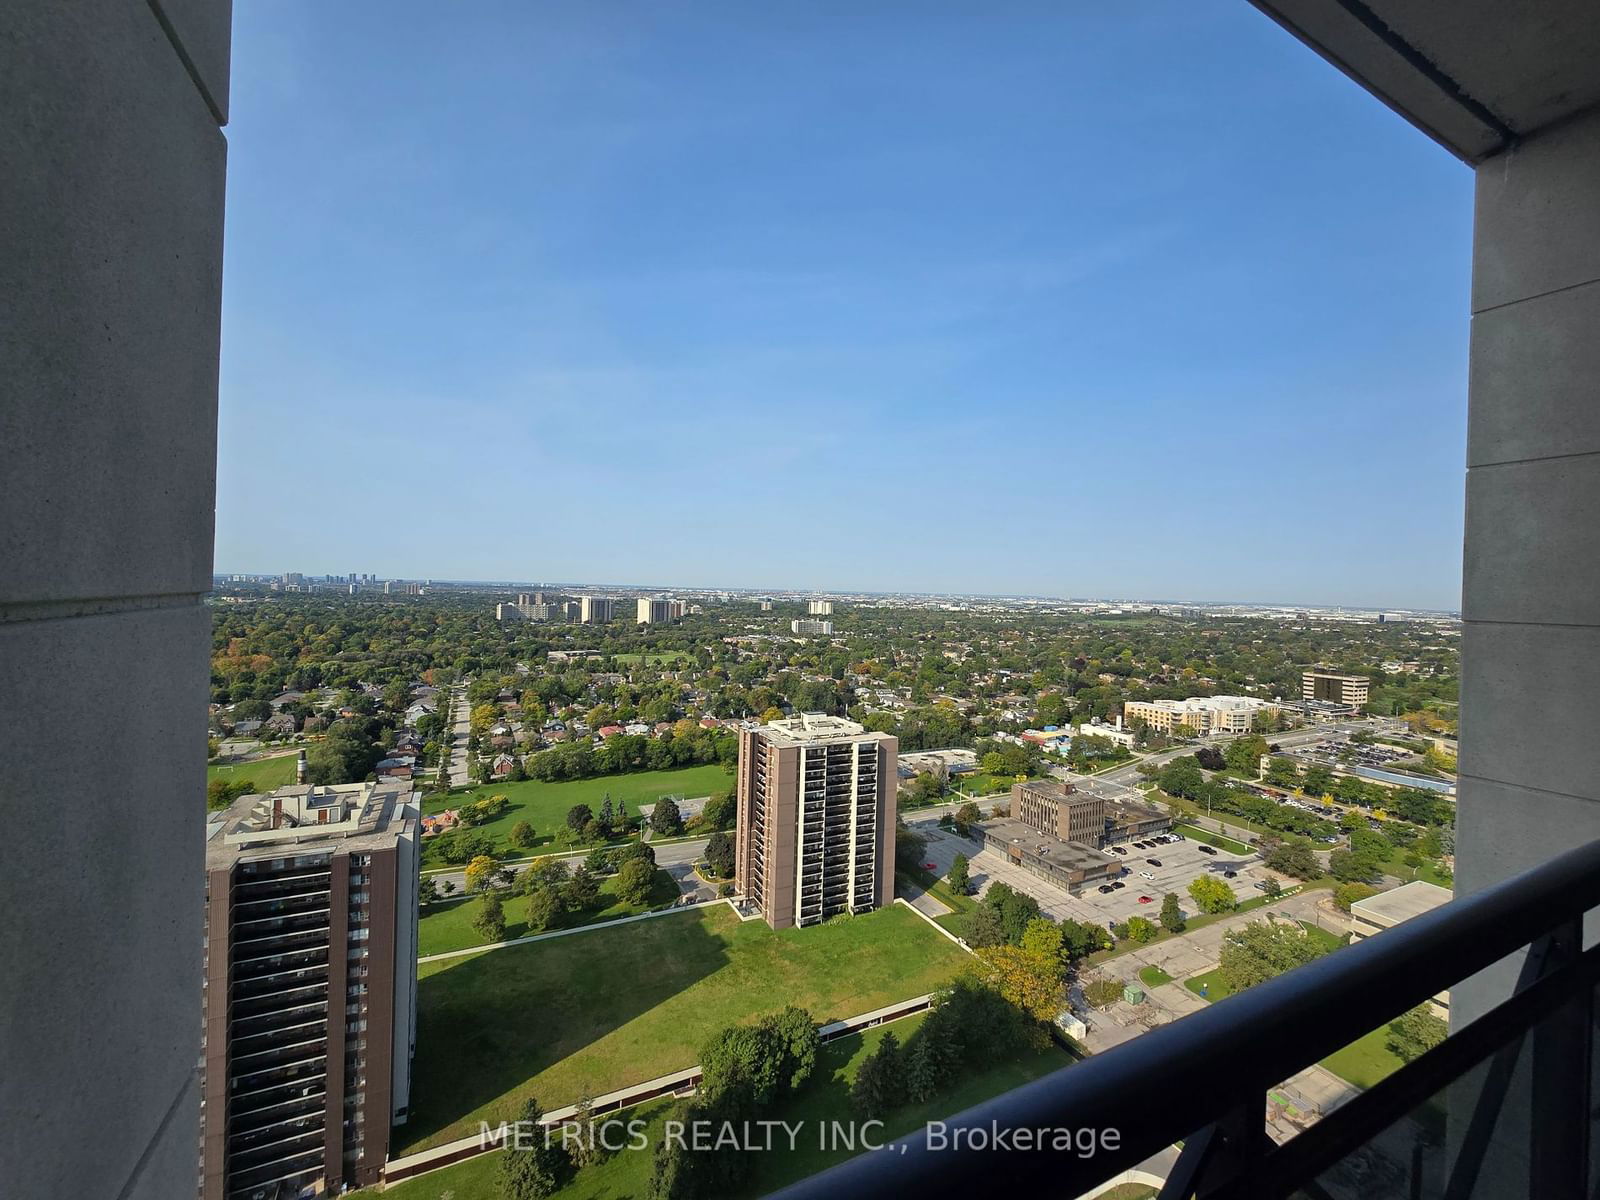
(401, 909, 728, 1153)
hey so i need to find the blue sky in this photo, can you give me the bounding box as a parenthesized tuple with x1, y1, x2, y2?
(218, 2, 1472, 610)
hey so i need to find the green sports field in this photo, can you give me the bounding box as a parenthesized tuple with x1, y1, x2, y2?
(206, 752, 301, 790)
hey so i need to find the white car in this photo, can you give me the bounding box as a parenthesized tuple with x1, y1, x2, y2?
(1138, 870, 1155, 880)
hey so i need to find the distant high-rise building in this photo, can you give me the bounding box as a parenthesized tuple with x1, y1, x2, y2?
(201, 781, 419, 1199)
(636, 597, 673, 625)
(734, 715, 896, 930)
(807, 599, 833, 615)
(383, 580, 393, 594)
(759, 599, 773, 611)
(791, 618, 834, 635)
(1302, 669, 1370, 708)
(669, 599, 687, 619)
(579, 596, 614, 624)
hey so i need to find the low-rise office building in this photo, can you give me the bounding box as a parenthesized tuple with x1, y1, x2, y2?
(1302, 669, 1370, 709)
(1350, 880, 1453, 1016)
(1122, 695, 1277, 736)
(978, 818, 1121, 893)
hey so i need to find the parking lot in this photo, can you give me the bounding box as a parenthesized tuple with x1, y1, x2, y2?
(909, 818, 1268, 929)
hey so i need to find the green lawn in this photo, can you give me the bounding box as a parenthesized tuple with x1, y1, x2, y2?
(1173, 824, 1254, 855)
(1185, 966, 1235, 1002)
(613, 651, 693, 667)
(206, 751, 301, 790)
(1139, 965, 1174, 989)
(422, 764, 732, 861)
(362, 1014, 1070, 1200)
(417, 869, 682, 957)
(1320, 1025, 1405, 1089)
(1299, 921, 1348, 955)
(400, 902, 970, 1153)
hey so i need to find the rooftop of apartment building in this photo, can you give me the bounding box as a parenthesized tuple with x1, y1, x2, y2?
(206, 779, 418, 861)
(757, 712, 888, 746)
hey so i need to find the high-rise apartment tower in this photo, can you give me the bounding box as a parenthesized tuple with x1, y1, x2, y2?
(734, 715, 896, 930)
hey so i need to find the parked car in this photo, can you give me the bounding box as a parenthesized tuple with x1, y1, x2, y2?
(1146, 858, 1162, 867)
(923, 862, 936, 871)
(1224, 870, 1237, 878)
(1138, 895, 1153, 904)
(1111, 846, 1127, 855)
(1138, 870, 1155, 880)
(1097, 884, 1114, 894)
(1110, 880, 1126, 890)
(1197, 844, 1217, 855)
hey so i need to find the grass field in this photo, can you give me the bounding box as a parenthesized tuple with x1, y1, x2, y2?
(422, 764, 732, 861)
(1139, 965, 1174, 989)
(1185, 966, 1234, 1002)
(206, 752, 300, 790)
(1172, 824, 1254, 855)
(362, 1013, 1071, 1200)
(613, 651, 693, 667)
(1321, 1025, 1405, 1089)
(417, 869, 682, 957)
(400, 902, 971, 1153)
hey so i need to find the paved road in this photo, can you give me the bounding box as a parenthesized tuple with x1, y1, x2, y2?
(444, 684, 470, 787)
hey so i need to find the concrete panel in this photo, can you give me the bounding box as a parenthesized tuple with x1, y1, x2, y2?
(1456, 621, 1600, 801)
(1467, 279, 1600, 466)
(0, 604, 209, 1199)
(1473, 106, 1600, 312)
(0, 0, 225, 606)
(148, 0, 234, 124)
(1462, 453, 1600, 625)
(1450, 776, 1600, 1042)
(122, 1076, 202, 1200)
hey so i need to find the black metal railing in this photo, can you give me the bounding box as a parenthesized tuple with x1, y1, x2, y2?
(770, 838, 1600, 1200)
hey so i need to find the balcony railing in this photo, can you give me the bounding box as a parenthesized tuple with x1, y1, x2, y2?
(772, 837, 1600, 1200)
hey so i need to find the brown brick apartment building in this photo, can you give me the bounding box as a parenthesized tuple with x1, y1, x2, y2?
(734, 714, 897, 929)
(201, 780, 420, 1200)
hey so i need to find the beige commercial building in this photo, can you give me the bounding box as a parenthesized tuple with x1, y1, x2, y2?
(1350, 880, 1453, 1016)
(734, 714, 896, 929)
(1123, 695, 1277, 735)
(1302, 669, 1371, 708)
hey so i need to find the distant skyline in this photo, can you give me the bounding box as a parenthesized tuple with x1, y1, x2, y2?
(218, 2, 1472, 611)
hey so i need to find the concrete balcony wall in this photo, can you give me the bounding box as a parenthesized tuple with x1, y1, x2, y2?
(0, 1, 231, 1196)
(1456, 106, 1600, 1011)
